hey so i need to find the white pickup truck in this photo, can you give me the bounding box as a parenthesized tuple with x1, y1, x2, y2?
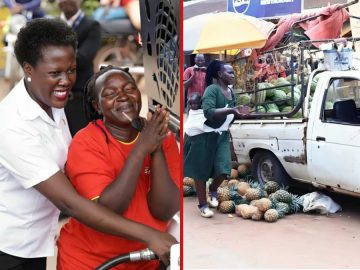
(230, 69, 360, 196)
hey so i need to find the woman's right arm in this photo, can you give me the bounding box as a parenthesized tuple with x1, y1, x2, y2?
(34, 171, 175, 266)
(203, 85, 249, 120)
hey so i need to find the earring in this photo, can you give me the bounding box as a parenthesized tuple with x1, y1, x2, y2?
(27, 77, 31, 82)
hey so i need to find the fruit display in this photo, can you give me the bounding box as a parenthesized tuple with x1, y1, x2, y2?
(231, 58, 323, 119)
(217, 169, 302, 222)
(183, 165, 303, 223)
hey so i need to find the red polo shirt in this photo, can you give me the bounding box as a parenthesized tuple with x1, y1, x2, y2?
(184, 66, 206, 97)
(57, 120, 180, 270)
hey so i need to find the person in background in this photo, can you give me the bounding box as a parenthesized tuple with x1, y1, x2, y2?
(120, 0, 140, 30)
(58, 0, 102, 136)
(3, 0, 44, 19)
(57, 65, 180, 269)
(92, 0, 140, 30)
(184, 92, 234, 138)
(184, 53, 206, 107)
(0, 18, 175, 270)
(279, 55, 289, 77)
(183, 60, 250, 218)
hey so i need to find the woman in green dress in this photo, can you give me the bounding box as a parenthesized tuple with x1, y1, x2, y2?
(184, 60, 249, 218)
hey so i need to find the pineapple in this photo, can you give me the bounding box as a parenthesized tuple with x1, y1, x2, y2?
(217, 186, 231, 202)
(276, 202, 290, 214)
(235, 204, 258, 219)
(245, 187, 267, 201)
(219, 201, 235, 213)
(230, 169, 238, 179)
(251, 207, 263, 221)
(256, 198, 272, 212)
(273, 189, 292, 203)
(233, 196, 249, 205)
(264, 209, 279, 222)
(250, 199, 259, 206)
(183, 185, 194, 197)
(264, 181, 280, 195)
(228, 179, 239, 188)
(237, 163, 250, 177)
(237, 182, 250, 196)
(287, 193, 302, 214)
(245, 188, 261, 201)
(268, 193, 276, 200)
(183, 177, 195, 188)
(219, 180, 229, 188)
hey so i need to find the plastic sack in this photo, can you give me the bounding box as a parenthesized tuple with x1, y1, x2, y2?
(300, 191, 341, 214)
(323, 48, 353, 71)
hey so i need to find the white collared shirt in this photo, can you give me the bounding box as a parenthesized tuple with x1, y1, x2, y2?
(0, 79, 72, 258)
(60, 9, 82, 27)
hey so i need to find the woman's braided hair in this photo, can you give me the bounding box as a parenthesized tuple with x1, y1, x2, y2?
(83, 65, 136, 122)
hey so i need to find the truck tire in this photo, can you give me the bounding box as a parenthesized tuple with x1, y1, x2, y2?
(252, 150, 290, 187)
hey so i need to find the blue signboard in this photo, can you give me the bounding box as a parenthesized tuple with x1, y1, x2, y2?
(227, 0, 302, 19)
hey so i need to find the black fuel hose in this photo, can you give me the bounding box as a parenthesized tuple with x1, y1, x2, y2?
(94, 248, 157, 270)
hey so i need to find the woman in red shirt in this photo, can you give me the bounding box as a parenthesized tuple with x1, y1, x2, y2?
(57, 65, 180, 269)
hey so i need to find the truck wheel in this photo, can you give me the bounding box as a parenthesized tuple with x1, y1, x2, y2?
(252, 151, 290, 187)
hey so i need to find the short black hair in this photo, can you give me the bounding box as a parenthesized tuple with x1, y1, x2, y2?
(205, 60, 225, 87)
(14, 18, 77, 67)
(84, 65, 136, 122)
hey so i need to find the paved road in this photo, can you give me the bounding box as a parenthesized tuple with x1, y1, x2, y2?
(184, 190, 360, 269)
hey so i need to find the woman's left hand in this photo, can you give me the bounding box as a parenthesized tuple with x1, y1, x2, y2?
(233, 105, 250, 119)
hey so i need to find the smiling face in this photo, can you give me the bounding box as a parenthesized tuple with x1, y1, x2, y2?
(93, 70, 141, 127)
(23, 45, 76, 113)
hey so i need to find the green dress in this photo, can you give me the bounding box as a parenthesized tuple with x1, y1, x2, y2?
(183, 84, 235, 181)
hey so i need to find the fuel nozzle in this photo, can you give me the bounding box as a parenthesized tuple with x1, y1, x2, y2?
(129, 248, 157, 262)
(122, 112, 144, 131)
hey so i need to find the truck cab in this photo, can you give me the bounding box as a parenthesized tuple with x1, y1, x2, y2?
(230, 69, 360, 197)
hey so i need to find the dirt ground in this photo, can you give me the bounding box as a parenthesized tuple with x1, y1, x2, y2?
(184, 191, 360, 269)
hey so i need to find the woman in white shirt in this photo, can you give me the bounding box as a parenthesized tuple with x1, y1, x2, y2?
(0, 18, 175, 270)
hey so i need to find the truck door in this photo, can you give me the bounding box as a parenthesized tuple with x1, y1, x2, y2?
(308, 77, 360, 193)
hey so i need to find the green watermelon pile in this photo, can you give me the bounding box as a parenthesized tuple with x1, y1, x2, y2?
(234, 74, 323, 118)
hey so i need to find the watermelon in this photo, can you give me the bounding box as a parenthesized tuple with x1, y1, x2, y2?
(291, 109, 303, 118)
(251, 83, 268, 104)
(286, 92, 300, 106)
(281, 106, 302, 118)
(294, 84, 302, 95)
(275, 77, 292, 94)
(310, 81, 317, 93)
(264, 103, 279, 112)
(236, 93, 251, 105)
(281, 106, 292, 113)
(256, 106, 266, 113)
(271, 90, 287, 105)
(264, 82, 276, 98)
